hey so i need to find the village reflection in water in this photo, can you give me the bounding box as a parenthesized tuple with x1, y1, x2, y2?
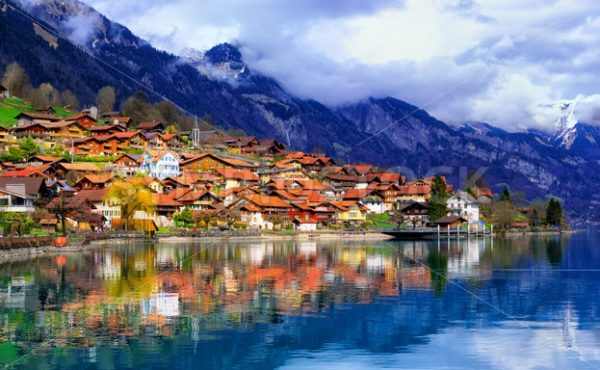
(0, 236, 575, 368)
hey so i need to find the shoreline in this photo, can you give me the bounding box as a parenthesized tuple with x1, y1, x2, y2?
(0, 229, 572, 263)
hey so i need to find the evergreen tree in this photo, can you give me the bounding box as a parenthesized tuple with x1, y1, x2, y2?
(500, 186, 512, 203)
(428, 175, 448, 221)
(546, 198, 563, 226)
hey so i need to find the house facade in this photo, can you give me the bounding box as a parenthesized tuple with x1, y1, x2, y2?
(447, 190, 480, 223)
(140, 151, 180, 179)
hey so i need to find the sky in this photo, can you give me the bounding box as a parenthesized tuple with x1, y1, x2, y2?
(80, 0, 600, 131)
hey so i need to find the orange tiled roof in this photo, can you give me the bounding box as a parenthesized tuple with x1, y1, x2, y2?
(244, 194, 291, 208)
(216, 168, 259, 181)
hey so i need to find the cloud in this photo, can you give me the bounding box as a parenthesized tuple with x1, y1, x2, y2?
(79, 0, 600, 131)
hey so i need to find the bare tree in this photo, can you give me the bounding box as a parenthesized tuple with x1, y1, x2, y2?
(96, 86, 116, 113)
(28, 83, 55, 107)
(1, 62, 30, 98)
(61, 90, 79, 109)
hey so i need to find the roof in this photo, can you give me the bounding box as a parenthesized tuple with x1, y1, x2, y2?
(68, 113, 97, 122)
(77, 173, 115, 184)
(15, 112, 61, 121)
(154, 193, 182, 207)
(180, 153, 256, 168)
(0, 177, 47, 197)
(137, 121, 164, 130)
(58, 163, 101, 172)
(1, 165, 51, 178)
(244, 195, 291, 208)
(30, 155, 65, 164)
(216, 168, 259, 181)
(431, 216, 467, 225)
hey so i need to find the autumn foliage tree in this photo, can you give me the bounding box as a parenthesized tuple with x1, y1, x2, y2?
(104, 178, 156, 231)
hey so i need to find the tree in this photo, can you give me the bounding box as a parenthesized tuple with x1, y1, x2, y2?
(0, 137, 40, 162)
(174, 207, 194, 228)
(219, 209, 241, 230)
(1, 62, 30, 98)
(428, 175, 448, 221)
(491, 201, 517, 232)
(96, 86, 116, 113)
(266, 213, 287, 230)
(194, 211, 215, 230)
(104, 178, 156, 231)
(546, 198, 563, 227)
(61, 90, 79, 109)
(500, 186, 512, 203)
(165, 124, 179, 134)
(528, 208, 541, 227)
(28, 82, 55, 107)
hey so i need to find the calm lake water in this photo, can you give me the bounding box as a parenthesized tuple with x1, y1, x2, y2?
(0, 233, 599, 369)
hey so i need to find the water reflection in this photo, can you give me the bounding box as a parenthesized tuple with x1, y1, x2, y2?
(0, 234, 598, 369)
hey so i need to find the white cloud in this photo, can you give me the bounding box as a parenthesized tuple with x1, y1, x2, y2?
(80, 0, 600, 131)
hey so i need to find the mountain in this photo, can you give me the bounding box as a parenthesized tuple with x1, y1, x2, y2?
(2, 0, 600, 222)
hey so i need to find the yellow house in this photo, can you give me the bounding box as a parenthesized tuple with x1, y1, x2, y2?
(330, 201, 368, 223)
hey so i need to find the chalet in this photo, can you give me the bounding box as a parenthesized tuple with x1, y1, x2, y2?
(113, 131, 146, 151)
(289, 202, 319, 227)
(397, 180, 432, 203)
(109, 117, 132, 127)
(215, 168, 259, 189)
(35, 105, 56, 115)
(398, 202, 430, 228)
(72, 135, 119, 156)
(153, 193, 183, 218)
(176, 190, 220, 210)
(223, 136, 260, 153)
(245, 139, 286, 158)
(140, 150, 180, 179)
(1, 165, 56, 180)
(68, 113, 97, 128)
(431, 216, 467, 229)
(14, 112, 60, 125)
(89, 124, 126, 136)
(343, 189, 386, 214)
(160, 133, 183, 149)
(190, 130, 225, 147)
(0, 177, 51, 201)
(0, 187, 36, 213)
(56, 163, 101, 180)
(447, 190, 480, 223)
(110, 153, 142, 174)
(29, 155, 67, 167)
(137, 121, 165, 132)
(292, 217, 318, 232)
(330, 201, 368, 224)
(0, 84, 8, 99)
(471, 186, 493, 204)
(74, 173, 115, 190)
(12, 120, 87, 138)
(181, 153, 251, 174)
(299, 156, 333, 172)
(342, 164, 374, 176)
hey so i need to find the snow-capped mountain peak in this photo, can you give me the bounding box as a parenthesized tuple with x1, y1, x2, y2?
(550, 99, 580, 149)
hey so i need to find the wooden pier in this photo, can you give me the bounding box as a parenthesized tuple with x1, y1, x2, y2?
(380, 226, 493, 240)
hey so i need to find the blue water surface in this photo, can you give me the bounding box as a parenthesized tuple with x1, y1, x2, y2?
(0, 232, 599, 369)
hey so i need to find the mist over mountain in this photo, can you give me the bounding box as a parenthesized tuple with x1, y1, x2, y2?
(2, 0, 600, 222)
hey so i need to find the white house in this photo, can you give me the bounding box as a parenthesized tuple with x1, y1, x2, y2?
(293, 218, 318, 231)
(0, 187, 36, 213)
(447, 190, 480, 223)
(140, 150, 180, 179)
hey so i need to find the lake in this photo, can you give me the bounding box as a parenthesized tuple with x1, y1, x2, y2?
(0, 233, 599, 369)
